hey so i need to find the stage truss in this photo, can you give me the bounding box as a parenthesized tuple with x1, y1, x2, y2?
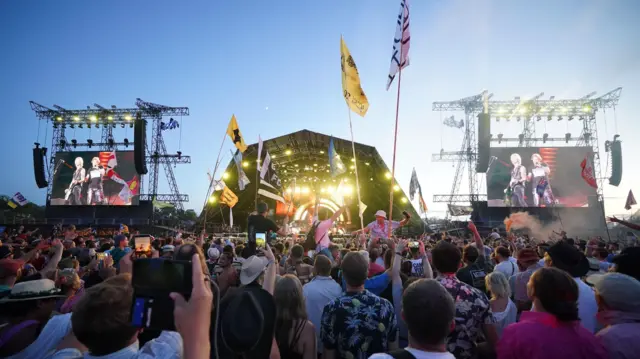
(29, 99, 190, 209)
(431, 88, 622, 216)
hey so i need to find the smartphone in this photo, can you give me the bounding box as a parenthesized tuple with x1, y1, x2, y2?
(133, 235, 152, 255)
(256, 233, 266, 248)
(130, 258, 192, 331)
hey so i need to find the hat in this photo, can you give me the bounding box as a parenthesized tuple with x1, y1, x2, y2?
(516, 248, 539, 264)
(547, 241, 589, 278)
(591, 272, 640, 313)
(0, 246, 12, 260)
(240, 256, 269, 285)
(374, 210, 387, 219)
(0, 279, 66, 302)
(0, 259, 24, 277)
(161, 245, 175, 253)
(216, 287, 276, 359)
(207, 247, 220, 260)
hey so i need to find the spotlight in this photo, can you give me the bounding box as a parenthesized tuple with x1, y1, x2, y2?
(71, 139, 77, 148)
(518, 134, 524, 145)
(543, 133, 549, 143)
(565, 133, 571, 143)
(87, 139, 93, 148)
(124, 138, 129, 147)
(497, 133, 503, 144)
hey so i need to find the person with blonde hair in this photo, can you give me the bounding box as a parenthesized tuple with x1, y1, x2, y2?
(274, 274, 316, 359)
(485, 271, 516, 337)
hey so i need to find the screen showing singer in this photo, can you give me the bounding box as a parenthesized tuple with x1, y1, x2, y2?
(51, 151, 140, 206)
(486, 147, 596, 208)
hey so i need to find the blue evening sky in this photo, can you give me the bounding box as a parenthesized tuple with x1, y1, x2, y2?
(1, 0, 639, 217)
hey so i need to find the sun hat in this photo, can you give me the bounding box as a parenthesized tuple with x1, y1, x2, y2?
(374, 210, 387, 219)
(239, 256, 270, 285)
(590, 272, 640, 313)
(0, 279, 66, 302)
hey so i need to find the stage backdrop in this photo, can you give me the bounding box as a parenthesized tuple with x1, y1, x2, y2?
(486, 147, 596, 208)
(50, 151, 140, 206)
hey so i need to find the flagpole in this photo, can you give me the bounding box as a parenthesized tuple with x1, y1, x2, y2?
(347, 110, 365, 233)
(388, 56, 403, 238)
(202, 132, 228, 230)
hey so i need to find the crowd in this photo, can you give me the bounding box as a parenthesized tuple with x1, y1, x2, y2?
(0, 203, 639, 359)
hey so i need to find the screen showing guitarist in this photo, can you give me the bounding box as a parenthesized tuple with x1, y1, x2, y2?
(66, 157, 85, 205)
(506, 153, 527, 207)
(528, 153, 556, 207)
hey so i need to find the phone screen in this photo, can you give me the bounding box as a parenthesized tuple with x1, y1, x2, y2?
(256, 233, 266, 248)
(134, 236, 152, 253)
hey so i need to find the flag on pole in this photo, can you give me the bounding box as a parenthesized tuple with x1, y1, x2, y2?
(220, 187, 239, 208)
(386, 0, 411, 90)
(580, 153, 597, 189)
(328, 137, 346, 177)
(226, 115, 248, 153)
(260, 152, 271, 180)
(340, 36, 369, 117)
(232, 151, 250, 191)
(625, 189, 637, 210)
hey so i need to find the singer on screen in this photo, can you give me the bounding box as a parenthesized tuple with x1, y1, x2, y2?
(86, 157, 105, 205)
(528, 153, 556, 207)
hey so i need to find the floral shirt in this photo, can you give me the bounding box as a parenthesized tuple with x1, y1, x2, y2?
(321, 290, 398, 359)
(436, 273, 495, 359)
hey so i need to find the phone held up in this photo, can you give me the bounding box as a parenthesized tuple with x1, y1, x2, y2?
(130, 258, 193, 331)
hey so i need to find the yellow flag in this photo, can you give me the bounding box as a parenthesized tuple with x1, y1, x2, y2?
(341, 36, 369, 117)
(226, 115, 248, 153)
(220, 187, 239, 208)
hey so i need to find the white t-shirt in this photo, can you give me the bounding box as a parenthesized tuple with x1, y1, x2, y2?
(369, 348, 455, 359)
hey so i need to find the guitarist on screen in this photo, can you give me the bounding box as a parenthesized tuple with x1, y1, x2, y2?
(528, 153, 557, 207)
(65, 157, 86, 205)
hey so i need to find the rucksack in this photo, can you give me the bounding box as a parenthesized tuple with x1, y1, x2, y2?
(303, 222, 325, 251)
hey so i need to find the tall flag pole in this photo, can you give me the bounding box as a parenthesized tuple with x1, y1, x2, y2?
(340, 36, 368, 232)
(387, 0, 411, 237)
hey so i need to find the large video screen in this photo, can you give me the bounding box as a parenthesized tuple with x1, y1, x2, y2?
(50, 151, 140, 206)
(486, 147, 596, 207)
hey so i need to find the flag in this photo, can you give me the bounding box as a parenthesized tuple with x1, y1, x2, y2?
(220, 187, 239, 208)
(232, 151, 250, 191)
(625, 190, 637, 210)
(328, 137, 346, 177)
(260, 152, 271, 179)
(580, 153, 597, 189)
(258, 158, 285, 203)
(340, 36, 369, 117)
(226, 115, 247, 153)
(386, 0, 411, 90)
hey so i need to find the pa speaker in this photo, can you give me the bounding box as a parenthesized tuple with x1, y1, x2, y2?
(33, 147, 48, 188)
(476, 112, 491, 172)
(609, 139, 622, 186)
(134, 118, 148, 175)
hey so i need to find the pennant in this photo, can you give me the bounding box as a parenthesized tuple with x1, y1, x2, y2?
(358, 200, 367, 218)
(260, 152, 271, 180)
(625, 190, 637, 210)
(220, 187, 239, 208)
(328, 137, 346, 178)
(580, 153, 598, 189)
(226, 115, 247, 153)
(386, 0, 411, 90)
(232, 151, 250, 191)
(340, 36, 369, 117)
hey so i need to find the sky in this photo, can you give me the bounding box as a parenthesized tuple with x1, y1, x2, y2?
(1, 0, 639, 218)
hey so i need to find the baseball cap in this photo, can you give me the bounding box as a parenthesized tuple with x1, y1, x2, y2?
(591, 272, 640, 313)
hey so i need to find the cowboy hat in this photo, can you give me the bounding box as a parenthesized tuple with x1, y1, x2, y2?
(547, 241, 589, 278)
(374, 210, 387, 219)
(0, 279, 66, 302)
(215, 286, 276, 359)
(240, 256, 269, 286)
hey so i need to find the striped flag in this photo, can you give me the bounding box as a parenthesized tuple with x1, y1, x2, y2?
(386, 0, 411, 90)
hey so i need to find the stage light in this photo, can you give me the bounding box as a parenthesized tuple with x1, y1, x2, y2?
(108, 115, 113, 121)
(401, 197, 408, 203)
(87, 139, 93, 148)
(71, 139, 77, 148)
(565, 133, 571, 143)
(90, 115, 97, 122)
(73, 116, 80, 121)
(208, 196, 216, 204)
(242, 161, 248, 168)
(124, 138, 129, 147)
(285, 149, 292, 155)
(518, 134, 524, 145)
(543, 133, 549, 143)
(393, 185, 400, 192)
(222, 172, 230, 179)
(385, 172, 392, 179)
(124, 114, 132, 121)
(497, 133, 503, 144)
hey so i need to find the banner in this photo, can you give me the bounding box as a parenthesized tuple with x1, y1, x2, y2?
(340, 36, 369, 117)
(226, 115, 248, 153)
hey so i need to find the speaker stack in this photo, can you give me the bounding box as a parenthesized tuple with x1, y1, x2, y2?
(476, 112, 491, 173)
(33, 145, 48, 188)
(134, 114, 148, 175)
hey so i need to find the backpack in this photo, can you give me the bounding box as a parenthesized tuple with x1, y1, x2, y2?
(386, 349, 417, 359)
(303, 222, 325, 251)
